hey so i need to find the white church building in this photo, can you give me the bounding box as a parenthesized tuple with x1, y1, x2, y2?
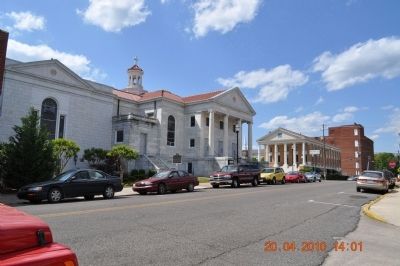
(0, 56, 256, 176)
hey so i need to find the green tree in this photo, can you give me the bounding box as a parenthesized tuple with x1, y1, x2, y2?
(0, 143, 8, 188)
(52, 138, 80, 174)
(374, 152, 396, 171)
(107, 144, 138, 181)
(4, 108, 55, 188)
(83, 147, 108, 166)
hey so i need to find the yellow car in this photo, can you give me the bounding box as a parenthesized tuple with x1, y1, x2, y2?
(261, 167, 285, 184)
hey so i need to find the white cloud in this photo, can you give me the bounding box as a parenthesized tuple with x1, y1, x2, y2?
(315, 97, 324, 105)
(374, 108, 400, 135)
(6, 11, 45, 31)
(370, 134, 379, 140)
(259, 112, 329, 135)
(218, 65, 308, 103)
(192, 0, 261, 38)
(381, 105, 394, 110)
(332, 105, 360, 123)
(332, 112, 353, 123)
(7, 39, 106, 81)
(77, 0, 151, 32)
(343, 106, 359, 113)
(313, 37, 400, 90)
(295, 106, 303, 113)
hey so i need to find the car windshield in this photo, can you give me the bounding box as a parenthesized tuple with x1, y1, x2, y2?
(262, 168, 274, 173)
(362, 171, 383, 178)
(152, 171, 170, 178)
(220, 165, 238, 172)
(287, 172, 298, 175)
(52, 169, 76, 181)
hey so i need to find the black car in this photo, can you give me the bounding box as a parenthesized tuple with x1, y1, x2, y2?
(17, 169, 123, 203)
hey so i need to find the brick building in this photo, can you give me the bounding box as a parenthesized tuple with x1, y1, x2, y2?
(326, 124, 374, 176)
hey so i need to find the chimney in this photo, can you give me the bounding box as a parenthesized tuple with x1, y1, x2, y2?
(0, 30, 9, 96)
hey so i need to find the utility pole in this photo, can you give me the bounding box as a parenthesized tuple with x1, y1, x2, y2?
(322, 124, 327, 180)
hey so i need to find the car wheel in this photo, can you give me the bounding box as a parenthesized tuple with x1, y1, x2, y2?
(212, 184, 219, 188)
(231, 178, 239, 188)
(187, 183, 194, 192)
(252, 177, 258, 187)
(272, 177, 276, 185)
(103, 186, 115, 199)
(356, 187, 361, 192)
(139, 191, 147, 195)
(84, 195, 95, 200)
(48, 188, 62, 203)
(158, 183, 166, 194)
(281, 178, 285, 185)
(319, 179, 321, 182)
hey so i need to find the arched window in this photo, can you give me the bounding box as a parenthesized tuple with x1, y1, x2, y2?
(41, 98, 57, 139)
(167, 115, 175, 146)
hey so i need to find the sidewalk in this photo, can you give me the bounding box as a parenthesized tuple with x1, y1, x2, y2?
(0, 183, 212, 206)
(324, 185, 400, 266)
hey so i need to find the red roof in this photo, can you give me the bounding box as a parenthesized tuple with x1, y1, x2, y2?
(113, 89, 225, 104)
(128, 64, 143, 71)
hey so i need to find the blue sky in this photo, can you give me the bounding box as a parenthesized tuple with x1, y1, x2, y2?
(1, 0, 400, 153)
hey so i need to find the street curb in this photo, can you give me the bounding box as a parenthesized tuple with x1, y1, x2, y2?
(362, 195, 386, 223)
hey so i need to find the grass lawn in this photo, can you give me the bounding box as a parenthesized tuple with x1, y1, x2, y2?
(197, 176, 209, 183)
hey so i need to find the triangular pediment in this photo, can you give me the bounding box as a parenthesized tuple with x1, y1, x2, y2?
(7, 59, 94, 90)
(257, 128, 307, 143)
(213, 87, 256, 115)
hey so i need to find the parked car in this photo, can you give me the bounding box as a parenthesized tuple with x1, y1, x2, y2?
(356, 170, 394, 194)
(0, 204, 78, 266)
(285, 171, 305, 183)
(260, 167, 285, 184)
(347, 175, 359, 181)
(133, 170, 199, 195)
(17, 169, 123, 203)
(304, 172, 321, 182)
(209, 164, 261, 188)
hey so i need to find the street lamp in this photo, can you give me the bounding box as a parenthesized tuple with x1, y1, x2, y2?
(235, 124, 240, 164)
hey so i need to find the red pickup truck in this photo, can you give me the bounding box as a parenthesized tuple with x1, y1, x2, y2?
(0, 204, 78, 266)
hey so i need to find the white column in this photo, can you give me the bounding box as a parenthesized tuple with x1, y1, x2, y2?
(223, 115, 229, 157)
(302, 142, 306, 165)
(293, 143, 297, 168)
(283, 143, 288, 168)
(248, 122, 253, 161)
(257, 146, 261, 162)
(238, 119, 242, 160)
(199, 112, 204, 157)
(265, 145, 270, 163)
(274, 144, 278, 167)
(208, 110, 214, 156)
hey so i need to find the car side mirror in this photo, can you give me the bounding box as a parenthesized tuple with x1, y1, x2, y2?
(70, 176, 77, 182)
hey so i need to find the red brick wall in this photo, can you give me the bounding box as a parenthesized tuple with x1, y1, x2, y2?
(0, 30, 9, 96)
(326, 124, 374, 176)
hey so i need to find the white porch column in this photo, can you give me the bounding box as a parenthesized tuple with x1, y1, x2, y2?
(257, 146, 261, 162)
(199, 112, 204, 157)
(238, 119, 242, 160)
(293, 143, 297, 168)
(223, 115, 229, 157)
(302, 142, 306, 165)
(208, 110, 214, 156)
(274, 144, 278, 167)
(248, 122, 253, 160)
(265, 145, 270, 163)
(283, 143, 288, 168)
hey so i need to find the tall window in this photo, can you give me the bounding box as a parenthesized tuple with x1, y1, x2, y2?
(58, 115, 65, 138)
(41, 98, 57, 139)
(190, 116, 195, 127)
(167, 115, 175, 146)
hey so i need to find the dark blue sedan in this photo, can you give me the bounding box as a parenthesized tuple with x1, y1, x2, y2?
(17, 169, 123, 203)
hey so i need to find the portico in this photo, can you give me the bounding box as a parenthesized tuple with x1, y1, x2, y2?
(257, 128, 341, 172)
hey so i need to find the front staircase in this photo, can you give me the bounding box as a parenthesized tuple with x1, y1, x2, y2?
(140, 154, 175, 172)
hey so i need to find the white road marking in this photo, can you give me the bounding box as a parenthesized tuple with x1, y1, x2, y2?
(308, 199, 358, 208)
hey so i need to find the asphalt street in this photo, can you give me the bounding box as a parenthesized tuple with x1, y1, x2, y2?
(16, 181, 379, 266)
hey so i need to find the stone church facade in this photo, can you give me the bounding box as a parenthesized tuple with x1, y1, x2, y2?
(0, 56, 255, 176)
